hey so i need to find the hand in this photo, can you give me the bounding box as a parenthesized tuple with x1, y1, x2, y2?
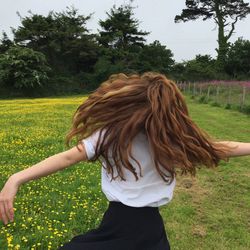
(0, 176, 20, 225)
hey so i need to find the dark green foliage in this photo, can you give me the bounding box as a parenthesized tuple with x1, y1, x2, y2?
(184, 54, 217, 81)
(225, 103, 232, 109)
(241, 104, 250, 114)
(170, 54, 218, 81)
(137, 40, 174, 74)
(0, 46, 51, 96)
(92, 3, 174, 84)
(175, 0, 250, 70)
(170, 63, 186, 81)
(91, 55, 128, 88)
(0, 32, 14, 54)
(12, 6, 99, 76)
(225, 37, 250, 79)
(95, 3, 149, 80)
(0, 3, 249, 97)
(211, 101, 221, 107)
(43, 75, 86, 96)
(98, 4, 149, 50)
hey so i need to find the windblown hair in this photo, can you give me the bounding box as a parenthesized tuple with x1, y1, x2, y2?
(65, 72, 236, 185)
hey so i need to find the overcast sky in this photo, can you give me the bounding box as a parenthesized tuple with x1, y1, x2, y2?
(1, 0, 250, 62)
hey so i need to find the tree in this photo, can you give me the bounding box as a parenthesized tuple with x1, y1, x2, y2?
(170, 62, 186, 81)
(175, 0, 250, 70)
(0, 46, 51, 94)
(12, 6, 99, 75)
(0, 32, 14, 54)
(170, 54, 217, 81)
(92, 2, 150, 82)
(225, 37, 250, 78)
(91, 40, 175, 85)
(98, 3, 149, 50)
(184, 54, 217, 81)
(138, 40, 174, 74)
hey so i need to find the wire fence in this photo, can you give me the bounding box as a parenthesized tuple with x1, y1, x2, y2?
(176, 80, 250, 114)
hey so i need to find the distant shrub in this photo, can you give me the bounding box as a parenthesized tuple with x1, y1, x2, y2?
(198, 95, 207, 103)
(0, 45, 51, 96)
(241, 105, 250, 114)
(211, 101, 221, 107)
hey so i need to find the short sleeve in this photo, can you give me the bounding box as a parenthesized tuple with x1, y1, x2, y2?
(81, 129, 102, 160)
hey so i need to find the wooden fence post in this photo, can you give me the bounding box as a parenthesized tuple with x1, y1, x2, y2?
(207, 85, 210, 101)
(227, 85, 232, 105)
(216, 85, 220, 103)
(183, 82, 186, 93)
(199, 84, 202, 95)
(240, 85, 246, 109)
(193, 82, 196, 96)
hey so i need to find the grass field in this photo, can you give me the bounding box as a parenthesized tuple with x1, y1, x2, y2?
(0, 95, 249, 250)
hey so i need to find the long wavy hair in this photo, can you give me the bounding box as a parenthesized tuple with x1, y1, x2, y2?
(65, 72, 236, 185)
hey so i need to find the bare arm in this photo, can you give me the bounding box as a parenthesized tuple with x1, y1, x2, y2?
(0, 143, 88, 225)
(10, 143, 88, 186)
(215, 141, 250, 158)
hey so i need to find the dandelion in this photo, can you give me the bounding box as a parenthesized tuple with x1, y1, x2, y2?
(14, 244, 20, 250)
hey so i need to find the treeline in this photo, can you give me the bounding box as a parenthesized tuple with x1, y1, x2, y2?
(0, 4, 250, 97)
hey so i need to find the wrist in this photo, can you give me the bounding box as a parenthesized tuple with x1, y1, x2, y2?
(9, 173, 23, 187)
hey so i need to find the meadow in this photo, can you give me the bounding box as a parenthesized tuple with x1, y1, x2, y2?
(0, 94, 249, 250)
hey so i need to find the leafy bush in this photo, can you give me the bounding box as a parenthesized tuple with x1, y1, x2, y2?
(225, 103, 231, 109)
(211, 101, 221, 107)
(198, 95, 207, 103)
(240, 105, 250, 114)
(0, 45, 51, 96)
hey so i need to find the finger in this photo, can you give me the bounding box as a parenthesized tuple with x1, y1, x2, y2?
(4, 200, 11, 222)
(3, 202, 9, 224)
(0, 201, 8, 225)
(6, 199, 14, 221)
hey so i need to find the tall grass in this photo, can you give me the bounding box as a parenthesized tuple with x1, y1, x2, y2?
(177, 81, 250, 115)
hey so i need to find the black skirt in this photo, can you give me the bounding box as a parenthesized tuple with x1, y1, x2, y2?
(58, 201, 170, 250)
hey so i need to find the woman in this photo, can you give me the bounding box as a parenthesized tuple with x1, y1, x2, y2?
(0, 72, 249, 249)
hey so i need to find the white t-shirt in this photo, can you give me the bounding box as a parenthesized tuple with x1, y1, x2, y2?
(82, 129, 176, 207)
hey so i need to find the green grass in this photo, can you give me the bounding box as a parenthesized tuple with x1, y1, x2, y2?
(185, 84, 250, 115)
(0, 95, 249, 250)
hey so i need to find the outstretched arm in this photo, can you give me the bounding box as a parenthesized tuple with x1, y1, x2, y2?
(0, 143, 88, 225)
(215, 141, 250, 158)
(10, 143, 88, 186)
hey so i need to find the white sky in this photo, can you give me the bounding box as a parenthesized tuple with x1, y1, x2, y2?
(1, 0, 250, 62)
